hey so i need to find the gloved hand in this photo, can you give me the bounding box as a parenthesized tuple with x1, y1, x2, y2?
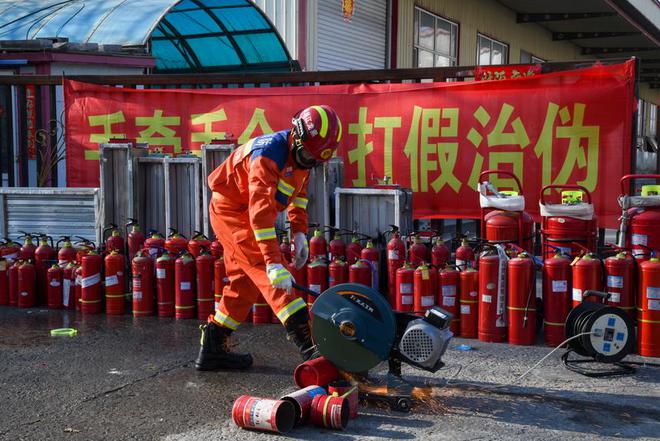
(266, 263, 294, 293)
(292, 232, 309, 270)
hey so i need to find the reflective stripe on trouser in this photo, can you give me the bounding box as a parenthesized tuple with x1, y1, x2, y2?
(210, 202, 307, 329)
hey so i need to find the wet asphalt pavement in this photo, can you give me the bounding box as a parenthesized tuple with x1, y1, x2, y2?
(1, 306, 659, 440)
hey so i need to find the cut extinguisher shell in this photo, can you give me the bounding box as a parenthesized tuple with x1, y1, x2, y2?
(439, 267, 460, 334)
(132, 253, 155, 317)
(414, 264, 437, 313)
(507, 256, 536, 346)
(46, 264, 63, 310)
(80, 252, 103, 314)
(156, 253, 175, 317)
(542, 254, 572, 346)
(395, 264, 414, 312)
(104, 252, 126, 316)
(195, 253, 215, 320)
(175, 254, 196, 319)
(459, 268, 479, 338)
(478, 253, 506, 343)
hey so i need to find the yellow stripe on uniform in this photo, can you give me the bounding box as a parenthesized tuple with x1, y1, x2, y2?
(277, 179, 295, 196)
(291, 197, 308, 209)
(213, 310, 239, 330)
(276, 297, 307, 323)
(254, 227, 277, 241)
(311, 105, 329, 138)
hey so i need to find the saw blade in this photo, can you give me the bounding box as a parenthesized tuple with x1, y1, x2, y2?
(311, 283, 396, 373)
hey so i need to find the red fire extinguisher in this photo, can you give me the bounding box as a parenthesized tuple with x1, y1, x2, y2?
(74, 237, 95, 264)
(214, 256, 227, 311)
(395, 263, 414, 312)
(56, 236, 77, 265)
(431, 237, 450, 268)
(80, 251, 103, 314)
(638, 257, 660, 357)
(604, 251, 635, 319)
(166, 228, 188, 255)
(459, 267, 479, 338)
(309, 227, 327, 262)
(328, 258, 348, 287)
(619, 174, 660, 259)
(279, 236, 292, 264)
(104, 223, 124, 254)
(196, 252, 215, 320)
(507, 253, 536, 346)
(479, 170, 534, 253)
(17, 260, 36, 308)
(455, 237, 476, 271)
(74, 265, 83, 311)
(408, 235, 427, 267)
(18, 232, 36, 261)
(125, 219, 145, 262)
(144, 231, 166, 260)
(360, 239, 380, 290)
(571, 253, 602, 307)
(346, 234, 363, 265)
(438, 266, 459, 334)
(542, 252, 572, 346)
(105, 250, 126, 316)
(175, 253, 196, 319)
(0, 237, 20, 262)
(478, 250, 507, 343)
(132, 251, 154, 317)
(210, 237, 223, 259)
(386, 226, 406, 306)
(414, 263, 436, 313)
(0, 257, 8, 306)
(306, 257, 328, 307)
(46, 264, 63, 309)
(540, 185, 598, 259)
(34, 234, 56, 305)
(289, 260, 307, 303)
(328, 230, 346, 262)
(349, 259, 371, 288)
(8, 260, 20, 307)
(252, 293, 272, 324)
(62, 263, 77, 310)
(156, 252, 175, 317)
(188, 231, 211, 258)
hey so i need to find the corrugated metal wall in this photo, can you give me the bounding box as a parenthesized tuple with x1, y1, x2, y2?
(253, 0, 298, 59)
(396, 0, 583, 68)
(315, 0, 388, 71)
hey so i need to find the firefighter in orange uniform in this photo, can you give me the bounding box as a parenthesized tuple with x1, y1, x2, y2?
(196, 105, 342, 370)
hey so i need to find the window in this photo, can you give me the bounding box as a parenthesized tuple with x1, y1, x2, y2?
(520, 50, 545, 64)
(414, 7, 458, 67)
(477, 34, 508, 66)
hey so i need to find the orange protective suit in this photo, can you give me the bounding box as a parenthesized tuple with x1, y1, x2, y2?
(208, 130, 309, 329)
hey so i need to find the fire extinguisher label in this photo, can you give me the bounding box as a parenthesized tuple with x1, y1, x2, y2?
(646, 287, 660, 299)
(81, 273, 101, 288)
(443, 296, 455, 307)
(0, 261, 5, 271)
(421, 296, 435, 307)
(149, 247, 159, 256)
(63, 279, 70, 306)
(572, 288, 583, 301)
(400, 283, 413, 294)
(134, 291, 143, 300)
(4, 252, 17, 262)
(156, 268, 167, 279)
(388, 250, 400, 260)
(180, 282, 191, 291)
(649, 299, 660, 311)
(552, 280, 568, 292)
(401, 295, 413, 305)
(482, 294, 492, 303)
(249, 400, 278, 430)
(442, 285, 457, 296)
(608, 292, 621, 303)
(50, 279, 61, 287)
(422, 269, 429, 280)
(461, 304, 470, 314)
(607, 276, 624, 289)
(632, 234, 648, 246)
(105, 275, 119, 287)
(310, 284, 321, 293)
(456, 259, 465, 269)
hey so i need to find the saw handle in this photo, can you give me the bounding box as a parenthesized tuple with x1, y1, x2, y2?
(292, 282, 320, 298)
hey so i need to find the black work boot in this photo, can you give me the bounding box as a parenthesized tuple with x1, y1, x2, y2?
(195, 322, 253, 371)
(284, 308, 320, 361)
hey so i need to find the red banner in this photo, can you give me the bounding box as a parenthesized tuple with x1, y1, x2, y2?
(64, 61, 636, 227)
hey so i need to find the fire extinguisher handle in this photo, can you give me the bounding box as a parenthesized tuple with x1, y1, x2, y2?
(540, 184, 592, 205)
(478, 169, 524, 195)
(582, 290, 610, 303)
(620, 174, 660, 195)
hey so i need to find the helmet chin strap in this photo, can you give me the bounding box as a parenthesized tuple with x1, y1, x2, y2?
(293, 145, 317, 169)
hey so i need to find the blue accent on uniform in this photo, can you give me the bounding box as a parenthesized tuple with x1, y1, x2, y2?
(616, 332, 625, 342)
(275, 190, 289, 206)
(250, 130, 290, 170)
(608, 317, 616, 327)
(603, 343, 611, 353)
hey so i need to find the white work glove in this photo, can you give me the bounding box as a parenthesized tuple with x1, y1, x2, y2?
(267, 263, 294, 293)
(292, 232, 309, 270)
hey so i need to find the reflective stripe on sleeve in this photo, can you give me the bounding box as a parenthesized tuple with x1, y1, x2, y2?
(291, 197, 308, 209)
(254, 227, 277, 241)
(277, 179, 295, 197)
